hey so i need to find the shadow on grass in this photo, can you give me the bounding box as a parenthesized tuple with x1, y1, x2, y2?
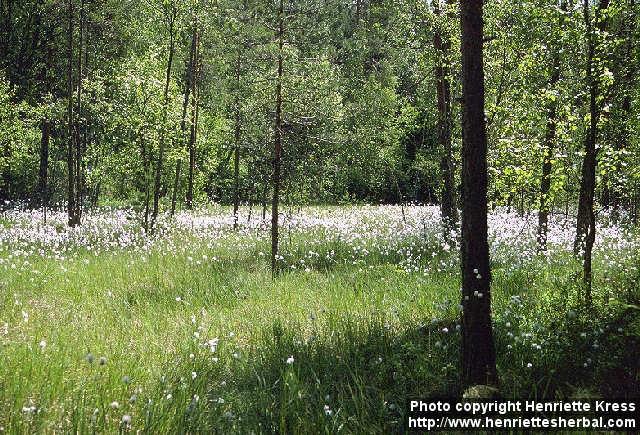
(154, 299, 640, 434)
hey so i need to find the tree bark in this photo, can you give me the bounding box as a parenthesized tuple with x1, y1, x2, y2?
(537, 50, 560, 251)
(271, 0, 284, 275)
(187, 35, 200, 210)
(66, 0, 76, 227)
(170, 160, 182, 216)
(233, 49, 242, 230)
(610, 0, 635, 217)
(151, 3, 177, 230)
(434, 0, 458, 239)
(38, 119, 50, 215)
(74, 0, 84, 225)
(171, 21, 198, 216)
(574, 0, 609, 300)
(459, 0, 497, 389)
(141, 133, 151, 232)
(262, 179, 268, 222)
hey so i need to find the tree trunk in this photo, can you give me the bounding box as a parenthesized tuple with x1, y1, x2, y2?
(186, 28, 200, 210)
(38, 120, 50, 217)
(171, 22, 198, 216)
(434, 0, 458, 240)
(170, 160, 182, 216)
(459, 0, 497, 389)
(141, 134, 151, 232)
(261, 180, 268, 222)
(574, 0, 609, 300)
(247, 190, 253, 223)
(271, 0, 284, 275)
(537, 50, 560, 251)
(187, 41, 200, 210)
(233, 50, 241, 230)
(74, 0, 84, 225)
(610, 0, 635, 218)
(151, 3, 177, 230)
(66, 0, 76, 227)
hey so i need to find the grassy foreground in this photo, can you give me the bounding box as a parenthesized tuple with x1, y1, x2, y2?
(0, 206, 638, 433)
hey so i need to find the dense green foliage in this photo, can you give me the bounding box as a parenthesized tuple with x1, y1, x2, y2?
(0, 0, 638, 212)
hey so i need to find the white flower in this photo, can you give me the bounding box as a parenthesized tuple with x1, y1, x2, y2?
(39, 340, 46, 350)
(191, 371, 197, 379)
(286, 356, 294, 365)
(324, 404, 333, 416)
(99, 356, 107, 365)
(110, 401, 120, 409)
(121, 414, 131, 424)
(527, 363, 532, 368)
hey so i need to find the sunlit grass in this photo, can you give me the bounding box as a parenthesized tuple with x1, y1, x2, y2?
(0, 206, 638, 433)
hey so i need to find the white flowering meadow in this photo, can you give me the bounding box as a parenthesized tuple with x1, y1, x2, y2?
(0, 205, 638, 433)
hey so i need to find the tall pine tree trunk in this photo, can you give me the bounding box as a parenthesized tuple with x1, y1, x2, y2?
(271, 0, 284, 275)
(66, 0, 76, 227)
(574, 0, 609, 301)
(38, 27, 53, 221)
(434, 0, 458, 239)
(151, 3, 177, 230)
(171, 21, 198, 216)
(38, 120, 50, 219)
(74, 0, 84, 225)
(186, 37, 200, 210)
(459, 0, 497, 389)
(537, 51, 560, 251)
(141, 133, 151, 232)
(610, 0, 635, 218)
(186, 28, 200, 210)
(233, 51, 241, 230)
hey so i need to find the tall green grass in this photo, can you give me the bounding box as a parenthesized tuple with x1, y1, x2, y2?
(0, 230, 638, 433)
